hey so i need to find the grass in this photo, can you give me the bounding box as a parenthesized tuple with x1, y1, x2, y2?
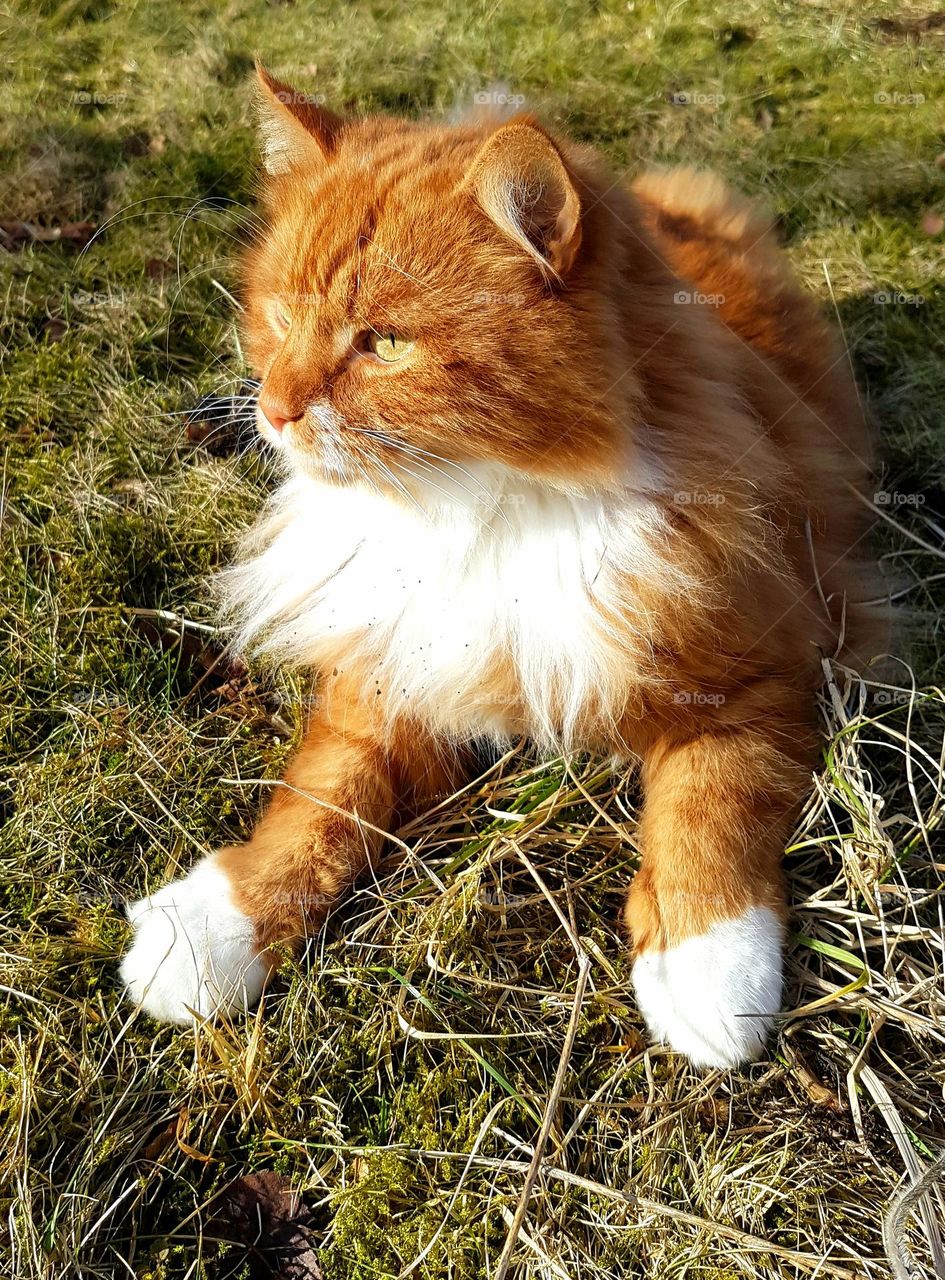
(1, 0, 944, 1276)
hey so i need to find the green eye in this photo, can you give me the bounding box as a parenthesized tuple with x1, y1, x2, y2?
(371, 332, 414, 363)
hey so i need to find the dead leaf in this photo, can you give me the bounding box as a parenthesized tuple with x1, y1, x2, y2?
(872, 11, 945, 40)
(699, 1097, 732, 1125)
(601, 1024, 645, 1054)
(184, 384, 260, 456)
(142, 1119, 177, 1164)
(42, 317, 67, 341)
(121, 132, 152, 158)
(176, 1106, 215, 1163)
(716, 24, 756, 49)
(145, 257, 173, 279)
(219, 1171, 322, 1279)
(111, 478, 149, 505)
(127, 608, 292, 732)
(128, 610, 246, 684)
(0, 220, 96, 251)
(783, 1036, 842, 1110)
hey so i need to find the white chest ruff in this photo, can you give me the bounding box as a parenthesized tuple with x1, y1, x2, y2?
(219, 471, 674, 746)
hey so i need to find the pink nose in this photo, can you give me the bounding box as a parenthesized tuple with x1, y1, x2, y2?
(257, 394, 301, 435)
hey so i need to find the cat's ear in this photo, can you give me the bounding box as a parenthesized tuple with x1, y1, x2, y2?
(464, 119, 582, 278)
(253, 63, 342, 175)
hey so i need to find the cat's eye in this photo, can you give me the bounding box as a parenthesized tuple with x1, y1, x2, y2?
(368, 332, 414, 363)
(273, 300, 292, 332)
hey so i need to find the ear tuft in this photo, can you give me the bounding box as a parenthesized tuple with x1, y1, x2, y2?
(464, 119, 582, 279)
(253, 62, 342, 176)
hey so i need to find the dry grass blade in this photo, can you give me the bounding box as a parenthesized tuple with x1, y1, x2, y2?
(493, 952, 592, 1279)
(885, 1153, 945, 1280)
(860, 1065, 945, 1278)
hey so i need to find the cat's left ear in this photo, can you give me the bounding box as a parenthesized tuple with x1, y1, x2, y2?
(253, 62, 343, 175)
(463, 119, 582, 279)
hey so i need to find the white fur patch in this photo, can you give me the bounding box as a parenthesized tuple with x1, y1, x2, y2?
(219, 463, 683, 748)
(120, 857, 269, 1024)
(632, 906, 783, 1069)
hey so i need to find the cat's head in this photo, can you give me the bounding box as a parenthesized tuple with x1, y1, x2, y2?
(242, 66, 638, 500)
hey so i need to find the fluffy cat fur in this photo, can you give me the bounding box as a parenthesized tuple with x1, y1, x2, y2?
(119, 67, 880, 1068)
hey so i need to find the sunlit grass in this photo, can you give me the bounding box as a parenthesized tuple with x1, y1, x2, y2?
(1, 1, 944, 1276)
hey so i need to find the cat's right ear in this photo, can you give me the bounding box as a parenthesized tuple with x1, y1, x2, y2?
(463, 119, 582, 280)
(253, 63, 342, 175)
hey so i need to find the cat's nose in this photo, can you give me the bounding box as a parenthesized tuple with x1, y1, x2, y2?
(257, 393, 302, 435)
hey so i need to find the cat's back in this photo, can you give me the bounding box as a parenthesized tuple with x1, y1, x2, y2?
(630, 166, 880, 666)
(631, 166, 871, 471)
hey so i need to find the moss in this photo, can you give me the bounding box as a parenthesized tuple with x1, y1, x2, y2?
(325, 1150, 486, 1280)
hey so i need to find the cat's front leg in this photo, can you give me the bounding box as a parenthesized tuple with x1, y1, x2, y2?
(120, 680, 457, 1024)
(625, 689, 816, 1068)
(121, 854, 270, 1023)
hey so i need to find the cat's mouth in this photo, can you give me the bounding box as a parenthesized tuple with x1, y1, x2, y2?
(254, 397, 491, 508)
(256, 397, 429, 494)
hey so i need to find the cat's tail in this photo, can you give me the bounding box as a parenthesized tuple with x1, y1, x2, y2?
(631, 166, 780, 258)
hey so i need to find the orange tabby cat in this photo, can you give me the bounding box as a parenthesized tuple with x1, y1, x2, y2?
(120, 66, 879, 1067)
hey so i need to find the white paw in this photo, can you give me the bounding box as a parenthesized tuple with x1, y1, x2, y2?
(632, 906, 783, 1069)
(120, 856, 269, 1024)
